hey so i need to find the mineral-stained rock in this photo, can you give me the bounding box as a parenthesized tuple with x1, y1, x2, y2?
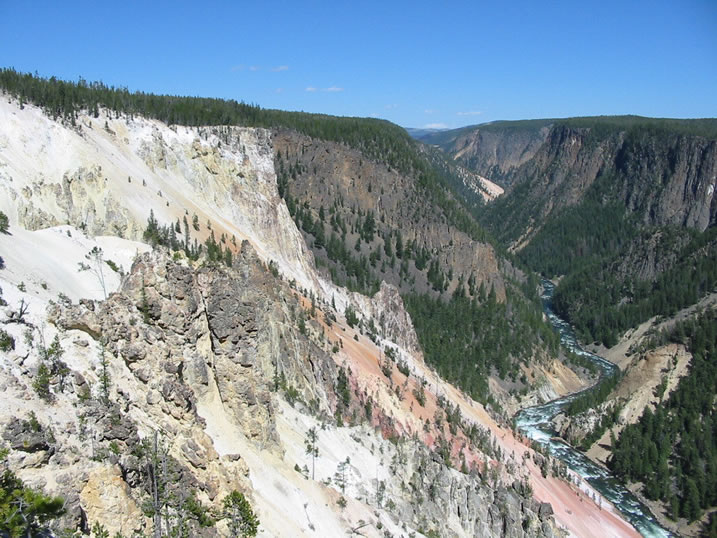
(80, 465, 146, 536)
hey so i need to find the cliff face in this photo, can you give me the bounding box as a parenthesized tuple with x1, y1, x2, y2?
(272, 129, 508, 300)
(446, 124, 551, 187)
(507, 125, 716, 232)
(0, 98, 321, 295)
(612, 129, 717, 230)
(1, 238, 573, 538)
(271, 130, 579, 412)
(436, 121, 717, 242)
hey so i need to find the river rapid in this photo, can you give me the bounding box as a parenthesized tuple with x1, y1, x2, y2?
(514, 280, 672, 537)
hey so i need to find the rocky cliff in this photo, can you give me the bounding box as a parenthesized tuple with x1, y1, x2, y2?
(421, 121, 551, 188)
(271, 129, 584, 413)
(431, 119, 717, 242)
(272, 129, 507, 300)
(0, 238, 575, 537)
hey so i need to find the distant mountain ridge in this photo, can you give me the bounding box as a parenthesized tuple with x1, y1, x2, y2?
(404, 126, 449, 140)
(420, 115, 717, 190)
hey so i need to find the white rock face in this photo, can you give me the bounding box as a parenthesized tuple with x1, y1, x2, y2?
(0, 97, 419, 350)
(0, 98, 321, 295)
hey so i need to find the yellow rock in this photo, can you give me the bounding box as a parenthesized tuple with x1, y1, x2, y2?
(80, 465, 146, 536)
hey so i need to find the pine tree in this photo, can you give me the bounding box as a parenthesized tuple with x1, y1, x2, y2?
(222, 491, 259, 537)
(305, 427, 319, 480)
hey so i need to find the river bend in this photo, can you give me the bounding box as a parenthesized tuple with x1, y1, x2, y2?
(514, 280, 671, 537)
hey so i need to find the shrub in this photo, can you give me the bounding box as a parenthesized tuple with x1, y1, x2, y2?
(0, 328, 14, 352)
(105, 259, 121, 273)
(345, 304, 359, 328)
(0, 463, 65, 535)
(33, 363, 52, 402)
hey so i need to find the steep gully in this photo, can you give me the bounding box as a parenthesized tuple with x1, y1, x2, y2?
(515, 281, 671, 537)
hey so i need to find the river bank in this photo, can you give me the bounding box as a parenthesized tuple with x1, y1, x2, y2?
(514, 280, 672, 537)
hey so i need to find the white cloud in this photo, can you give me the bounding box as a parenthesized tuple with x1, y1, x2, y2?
(457, 110, 482, 116)
(424, 123, 448, 129)
(231, 64, 289, 73)
(385, 104, 398, 110)
(275, 88, 284, 94)
(424, 109, 436, 114)
(306, 86, 344, 93)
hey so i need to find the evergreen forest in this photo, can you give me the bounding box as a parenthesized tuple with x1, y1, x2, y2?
(609, 309, 717, 529)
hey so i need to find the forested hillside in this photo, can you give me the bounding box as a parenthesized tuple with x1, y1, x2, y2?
(273, 130, 560, 407)
(609, 308, 717, 529)
(462, 118, 717, 347)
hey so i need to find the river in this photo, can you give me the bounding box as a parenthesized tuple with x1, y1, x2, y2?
(514, 280, 672, 538)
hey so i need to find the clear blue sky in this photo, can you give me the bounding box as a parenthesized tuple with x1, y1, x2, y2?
(1, 1, 715, 128)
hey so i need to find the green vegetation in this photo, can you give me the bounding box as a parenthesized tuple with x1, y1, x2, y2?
(143, 210, 236, 267)
(0, 210, 8, 234)
(0, 447, 65, 537)
(0, 69, 500, 262)
(1, 67, 489, 250)
(404, 284, 559, 405)
(562, 365, 625, 452)
(566, 369, 621, 416)
(424, 116, 717, 149)
(139, 431, 215, 535)
(304, 427, 319, 480)
(335, 367, 351, 414)
(275, 149, 490, 297)
(518, 198, 638, 279)
(32, 363, 52, 401)
(0, 328, 14, 352)
(609, 308, 717, 524)
(344, 304, 359, 328)
(553, 227, 717, 346)
(31, 335, 67, 402)
(222, 491, 259, 537)
(485, 160, 717, 347)
(0, 68, 421, 180)
(574, 403, 623, 452)
(555, 115, 717, 141)
(1, 68, 568, 409)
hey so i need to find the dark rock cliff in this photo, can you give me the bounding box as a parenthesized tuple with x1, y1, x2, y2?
(438, 121, 717, 239)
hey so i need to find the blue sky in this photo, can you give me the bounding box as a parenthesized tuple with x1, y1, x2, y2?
(1, 1, 715, 128)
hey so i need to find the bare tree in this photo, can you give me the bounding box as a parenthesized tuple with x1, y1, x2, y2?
(78, 246, 107, 299)
(305, 427, 319, 480)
